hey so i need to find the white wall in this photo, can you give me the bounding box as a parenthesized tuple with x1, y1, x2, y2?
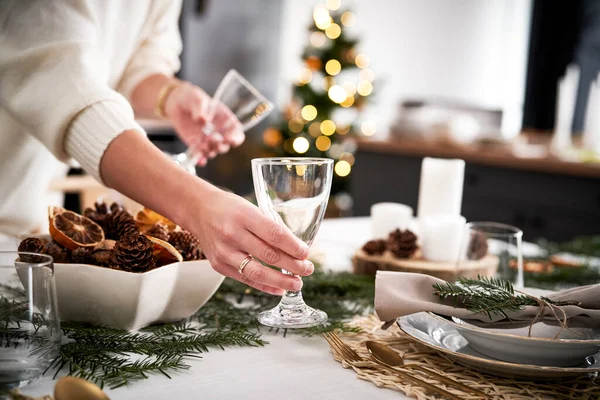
(278, 0, 532, 138)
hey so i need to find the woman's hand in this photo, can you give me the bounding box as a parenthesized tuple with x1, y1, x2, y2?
(185, 187, 315, 296)
(163, 81, 245, 166)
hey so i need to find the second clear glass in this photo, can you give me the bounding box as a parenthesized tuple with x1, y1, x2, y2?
(251, 157, 333, 329)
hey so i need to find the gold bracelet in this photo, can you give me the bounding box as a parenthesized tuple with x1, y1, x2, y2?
(154, 80, 180, 119)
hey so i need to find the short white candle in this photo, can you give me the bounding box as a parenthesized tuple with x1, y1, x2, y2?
(371, 202, 414, 239)
(417, 157, 465, 217)
(420, 215, 466, 262)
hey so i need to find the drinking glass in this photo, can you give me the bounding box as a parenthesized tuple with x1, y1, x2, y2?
(251, 158, 333, 328)
(171, 69, 274, 174)
(458, 222, 524, 288)
(0, 252, 61, 390)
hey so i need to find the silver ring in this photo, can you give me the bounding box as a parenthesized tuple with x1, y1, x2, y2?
(238, 255, 253, 275)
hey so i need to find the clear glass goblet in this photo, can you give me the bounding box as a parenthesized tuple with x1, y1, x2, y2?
(0, 252, 61, 390)
(171, 69, 274, 174)
(251, 157, 333, 329)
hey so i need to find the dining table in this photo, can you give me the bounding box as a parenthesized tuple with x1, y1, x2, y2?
(6, 217, 410, 400)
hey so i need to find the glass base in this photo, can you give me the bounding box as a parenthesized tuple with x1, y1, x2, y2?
(257, 302, 328, 329)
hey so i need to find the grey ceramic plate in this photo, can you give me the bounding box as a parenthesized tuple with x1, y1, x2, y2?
(398, 312, 600, 380)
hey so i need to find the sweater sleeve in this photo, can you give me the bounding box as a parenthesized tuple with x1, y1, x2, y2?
(0, 0, 144, 183)
(116, 0, 183, 100)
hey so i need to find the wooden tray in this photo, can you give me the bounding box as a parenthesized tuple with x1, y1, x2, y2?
(352, 249, 498, 281)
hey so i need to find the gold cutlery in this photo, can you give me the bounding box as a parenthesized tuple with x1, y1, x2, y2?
(365, 340, 490, 399)
(323, 332, 462, 400)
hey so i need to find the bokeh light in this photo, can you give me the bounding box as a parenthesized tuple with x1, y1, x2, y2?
(297, 68, 313, 85)
(337, 125, 351, 135)
(283, 138, 295, 153)
(322, 76, 336, 90)
(341, 96, 355, 107)
(308, 122, 322, 137)
(288, 118, 304, 133)
(341, 11, 356, 27)
(293, 137, 310, 154)
(357, 81, 373, 96)
(325, 59, 342, 76)
(313, 5, 332, 30)
(320, 120, 336, 136)
(310, 31, 327, 48)
(361, 120, 376, 136)
(316, 136, 332, 151)
(329, 143, 343, 159)
(335, 160, 352, 177)
(340, 152, 355, 166)
(325, 23, 341, 39)
(301, 105, 318, 121)
(328, 85, 347, 103)
(343, 83, 357, 96)
(355, 53, 370, 68)
(263, 128, 282, 147)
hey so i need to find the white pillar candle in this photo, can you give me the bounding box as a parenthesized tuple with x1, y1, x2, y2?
(371, 202, 414, 239)
(420, 215, 466, 262)
(417, 157, 465, 217)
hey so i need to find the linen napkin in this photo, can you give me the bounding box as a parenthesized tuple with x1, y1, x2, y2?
(375, 271, 600, 326)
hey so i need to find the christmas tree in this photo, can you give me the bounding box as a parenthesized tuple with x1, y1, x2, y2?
(262, 0, 375, 213)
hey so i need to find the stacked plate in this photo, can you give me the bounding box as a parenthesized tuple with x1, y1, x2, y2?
(398, 312, 600, 380)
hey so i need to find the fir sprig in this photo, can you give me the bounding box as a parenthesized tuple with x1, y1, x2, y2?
(433, 275, 576, 320)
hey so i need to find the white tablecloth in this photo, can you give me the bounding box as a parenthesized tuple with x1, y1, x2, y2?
(12, 218, 405, 400)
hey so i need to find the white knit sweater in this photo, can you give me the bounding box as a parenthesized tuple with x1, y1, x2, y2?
(0, 0, 182, 236)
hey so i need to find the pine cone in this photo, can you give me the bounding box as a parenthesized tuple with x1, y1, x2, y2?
(111, 234, 156, 272)
(45, 242, 71, 263)
(387, 229, 418, 259)
(146, 222, 170, 242)
(168, 231, 204, 261)
(71, 247, 91, 264)
(83, 202, 110, 230)
(467, 231, 488, 260)
(18, 237, 47, 263)
(362, 239, 386, 255)
(106, 210, 139, 240)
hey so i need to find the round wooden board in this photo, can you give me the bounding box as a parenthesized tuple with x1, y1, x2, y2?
(353, 249, 499, 281)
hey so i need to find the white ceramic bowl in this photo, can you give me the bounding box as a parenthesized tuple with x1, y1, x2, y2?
(53, 260, 224, 331)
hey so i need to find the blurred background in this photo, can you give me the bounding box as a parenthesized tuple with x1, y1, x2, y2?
(58, 0, 600, 242)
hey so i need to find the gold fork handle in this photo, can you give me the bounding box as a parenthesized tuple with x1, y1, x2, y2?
(410, 365, 490, 399)
(371, 359, 463, 400)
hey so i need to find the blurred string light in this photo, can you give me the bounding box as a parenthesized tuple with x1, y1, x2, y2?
(288, 118, 304, 133)
(341, 11, 356, 27)
(359, 68, 375, 82)
(335, 160, 351, 177)
(263, 128, 282, 147)
(357, 81, 373, 96)
(325, 23, 341, 39)
(329, 143, 343, 158)
(313, 5, 332, 30)
(337, 125, 351, 135)
(325, 59, 341, 76)
(340, 152, 355, 166)
(297, 68, 313, 85)
(310, 31, 327, 47)
(283, 138, 294, 153)
(328, 85, 347, 103)
(308, 122, 321, 137)
(355, 53, 370, 68)
(301, 105, 317, 121)
(341, 96, 355, 107)
(361, 120, 376, 136)
(326, 0, 342, 11)
(316, 135, 332, 151)
(293, 137, 310, 153)
(343, 83, 357, 96)
(320, 119, 336, 136)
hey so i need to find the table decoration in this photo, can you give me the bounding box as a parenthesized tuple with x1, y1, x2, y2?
(370, 203, 413, 239)
(326, 314, 600, 399)
(416, 157, 465, 218)
(420, 215, 466, 262)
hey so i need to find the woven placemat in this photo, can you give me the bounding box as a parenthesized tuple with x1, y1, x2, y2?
(333, 315, 600, 400)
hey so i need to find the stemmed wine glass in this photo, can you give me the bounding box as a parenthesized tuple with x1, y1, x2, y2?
(171, 69, 274, 173)
(251, 158, 333, 328)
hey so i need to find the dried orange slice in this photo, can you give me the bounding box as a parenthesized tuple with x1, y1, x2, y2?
(146, 235, 183, 266)
(48, 206, 67, 224)
(50, 211, 105, 250)
(135, 208, 177, 233)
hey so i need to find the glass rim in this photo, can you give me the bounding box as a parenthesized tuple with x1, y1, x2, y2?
(219, 69, 275, 108)
(1, 251, 53, 267)
(251, 157, 334, 166)
(465, 221, 523, 238)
